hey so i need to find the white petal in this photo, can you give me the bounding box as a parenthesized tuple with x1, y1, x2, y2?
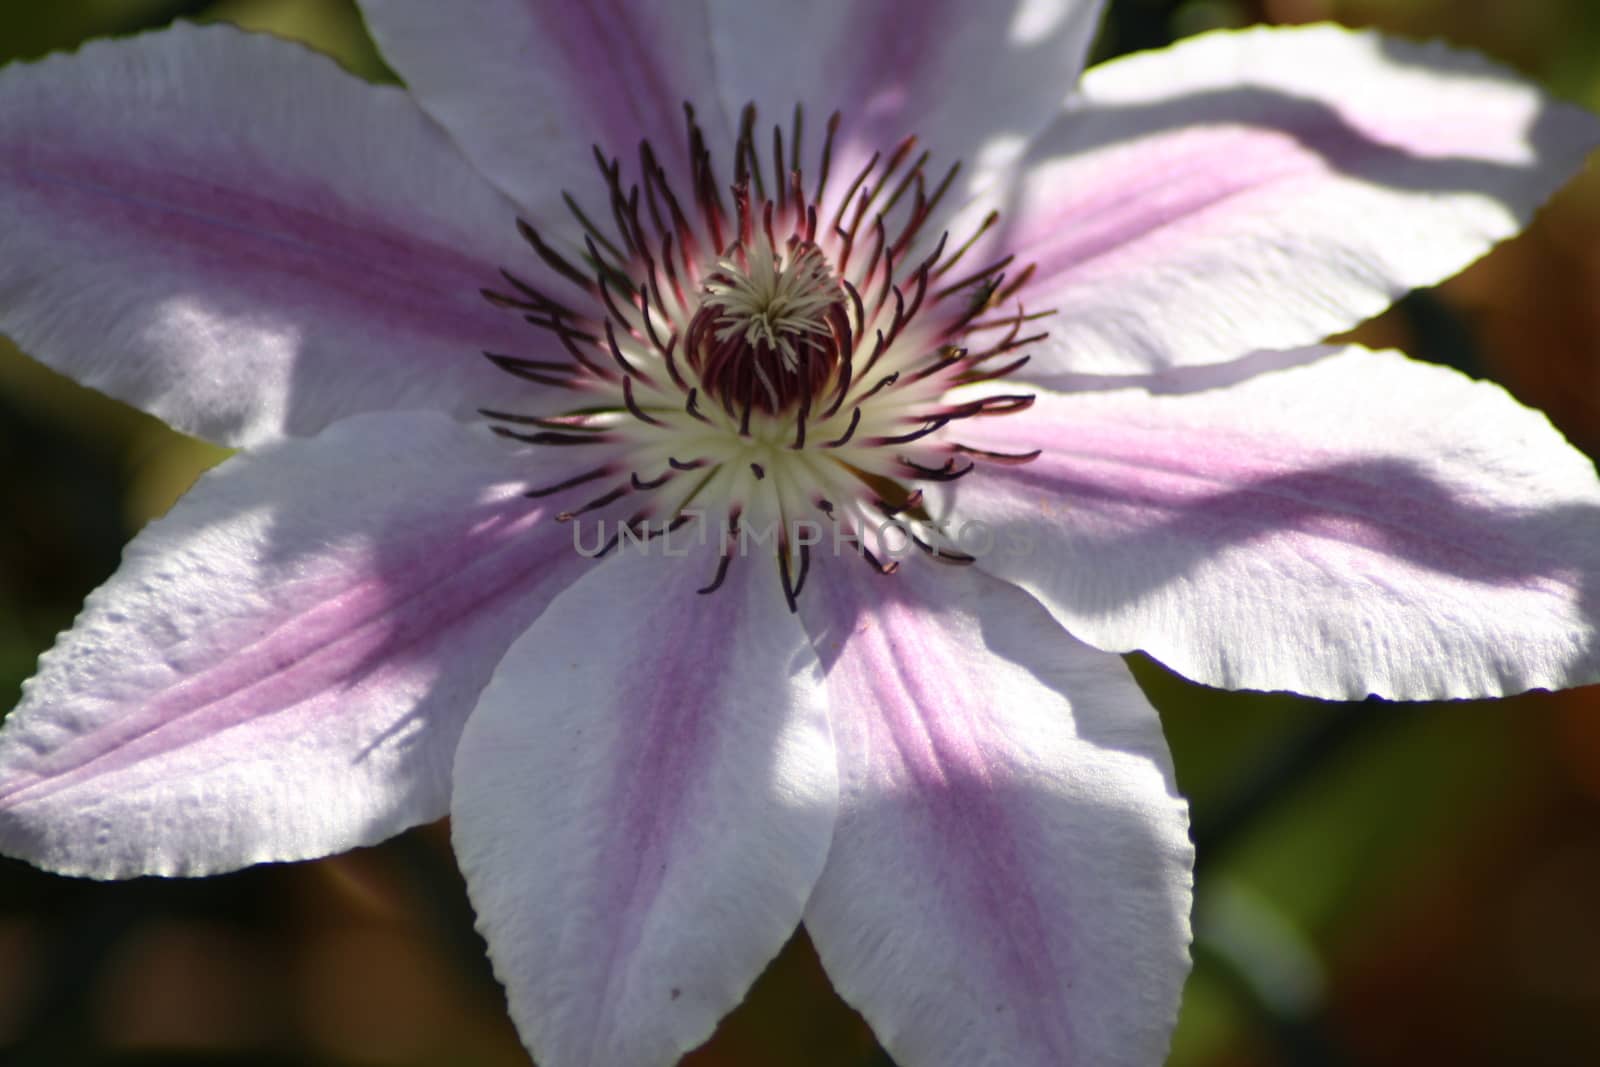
(708, 0, 1105, 188)
(357, 0, 734, 222)
(452, 542, 836, 1067)
(953, 346, 1600, 699)
(800, 560, 1192, 1067)
(0, 412, 591, 877)
(959, 24, 1600, 377)
(0, 23, 536, 447)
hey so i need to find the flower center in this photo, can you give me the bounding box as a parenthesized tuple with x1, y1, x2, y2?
(480, 104, 1046, 608)
(692, 241, 844, 415)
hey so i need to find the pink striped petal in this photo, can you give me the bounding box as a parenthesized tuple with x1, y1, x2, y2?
(0, 23, 537, 448)
(800, 560, 1192, 1067)
(357, 0, 733, 222)
(708, 0, 1104, 183)
(952, 346, 1600, 700)
(0, 412, 591, 877)
(960, 24, 1600, 378)
(452, 544, 836, 1067)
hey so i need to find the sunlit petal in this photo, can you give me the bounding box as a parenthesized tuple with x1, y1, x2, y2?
(358, 0, 733, 223)
(454, 544, 836, 1067)
(956, 24, 1600, 377)
(955, 346, 1600, 699)
(0, 413, 589, 876)
(0, 23, 536, 447)
(801, 561, 1192, 1067)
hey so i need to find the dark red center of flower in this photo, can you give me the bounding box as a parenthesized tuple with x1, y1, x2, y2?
(686, 239, 849, 415)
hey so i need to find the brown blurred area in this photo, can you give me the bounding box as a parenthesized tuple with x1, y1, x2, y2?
(2, 1, 1600, 1065)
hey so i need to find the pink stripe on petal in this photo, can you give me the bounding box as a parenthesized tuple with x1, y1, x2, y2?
(818, 599, 1069, 1052)
(0, 413, 594, 877)
(452, 544, 835, 1067)
(953, 347, 1600, 699)
(522, 0, 694, 161)
(0, 24, 536, 447)
(13, 143, 524, 360)
(955, 24, 1600, 377)
(358, 0, 735, 221)
(708, 0, 1104, 194)
(800, 561, 1191, 1067)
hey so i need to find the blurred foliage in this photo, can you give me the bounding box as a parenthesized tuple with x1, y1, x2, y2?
(2, 1, 1599, 1065)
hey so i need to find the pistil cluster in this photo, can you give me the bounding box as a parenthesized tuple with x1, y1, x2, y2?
(481, 105, 1046, 608)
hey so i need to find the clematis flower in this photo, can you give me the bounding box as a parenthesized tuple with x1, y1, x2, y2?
(3, 2, 1600, 1064)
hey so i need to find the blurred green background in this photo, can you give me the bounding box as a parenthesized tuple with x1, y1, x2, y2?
(3, 1, 1600, 1064)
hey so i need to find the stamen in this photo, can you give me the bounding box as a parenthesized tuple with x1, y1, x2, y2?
(557, 483, 632, 522)
(492, 426, 611, 447)
(953, 443, 1044, 465)
(480, 352, 581, 389)
(603, 320, 647, 381)
(872, 418, 953, 447)
(823, 407, 862, 448)
(516, 218, 599, 297)
(900, 456, 976, 482)
(631, 469, 675, 490)
(622, 376, 663, 426)
(697, 514, 743, 594)
(525, 466, 614, 499)
(778, 538, 811, 613)
(480, 102, 1046, 603)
